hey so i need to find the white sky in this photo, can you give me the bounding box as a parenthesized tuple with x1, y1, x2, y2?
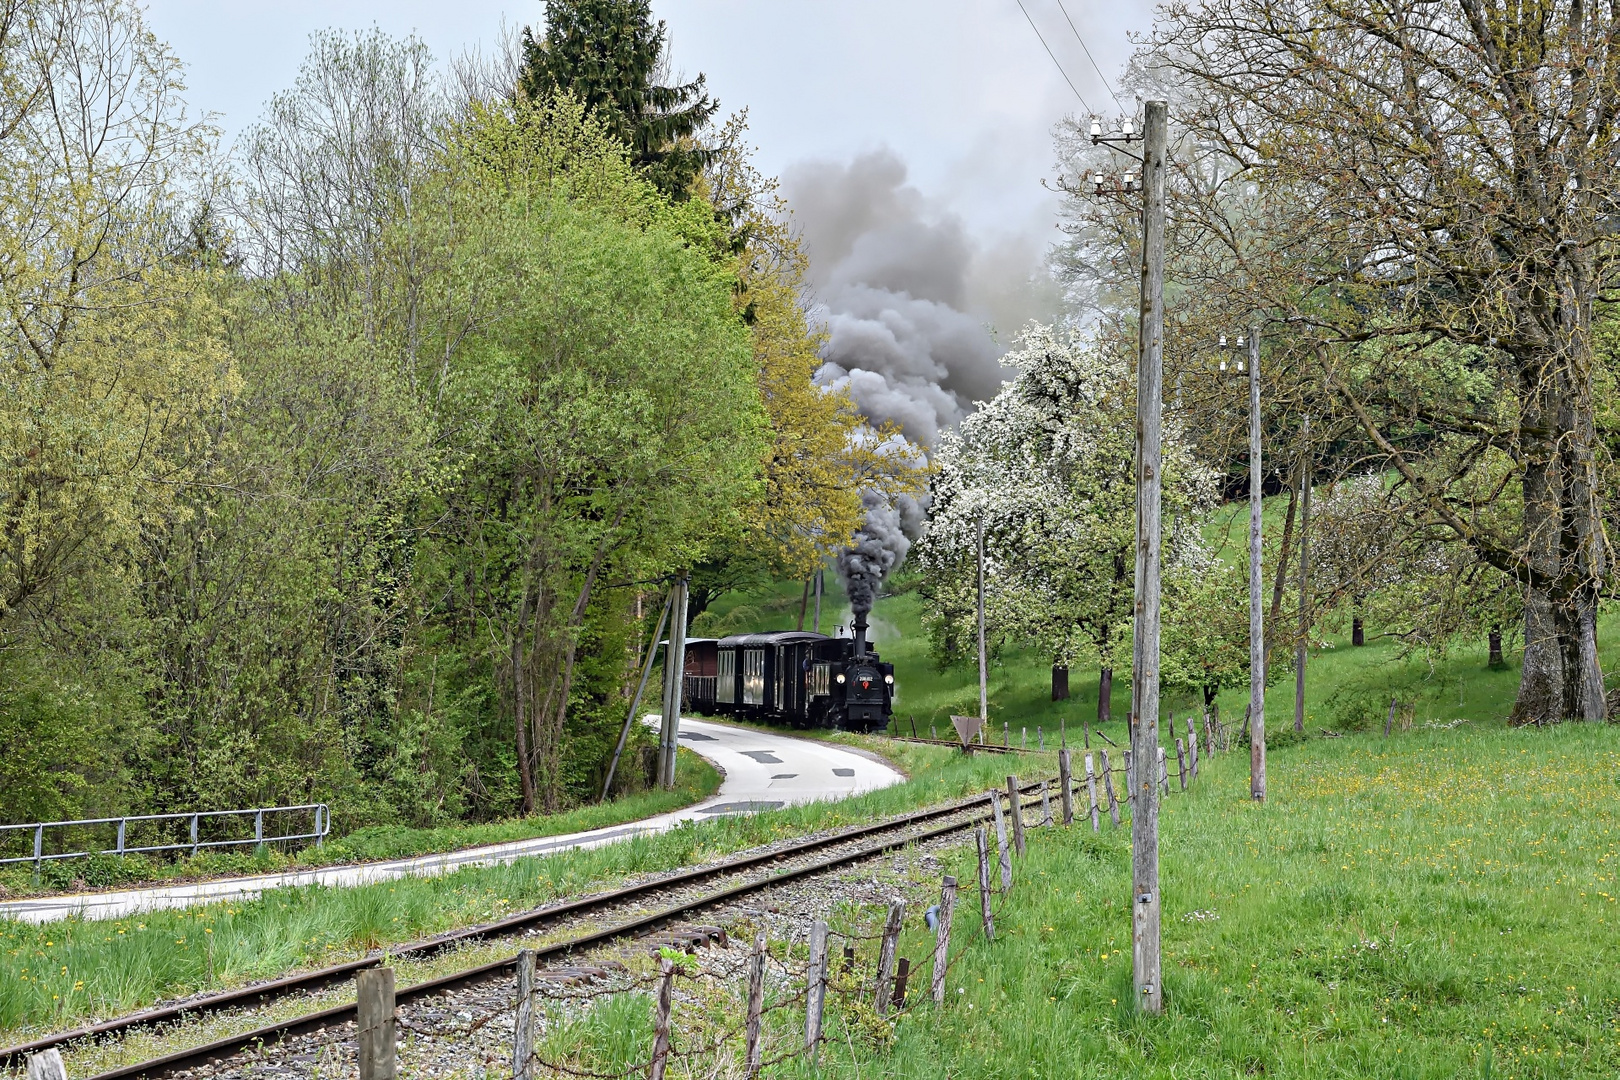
(144, 0, 1156, 243)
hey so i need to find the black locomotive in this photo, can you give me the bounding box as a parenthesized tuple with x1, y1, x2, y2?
(680, 612, 895, 732)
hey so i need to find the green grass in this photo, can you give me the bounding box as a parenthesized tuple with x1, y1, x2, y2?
(0, 737, 1039, 1039)
(796, 720, 1620, 1079)
(0, 750, 725, 900)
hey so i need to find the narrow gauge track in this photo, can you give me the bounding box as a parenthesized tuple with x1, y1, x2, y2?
(878, 734, 1032, 754)
(3, 782, 1048, 1080)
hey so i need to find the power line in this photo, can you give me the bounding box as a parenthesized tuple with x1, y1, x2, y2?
(1014, 0, 1093, 115)
(1055, 0, 1127, 114)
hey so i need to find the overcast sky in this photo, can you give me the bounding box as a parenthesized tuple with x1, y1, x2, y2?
(143, 0, 1156, 242)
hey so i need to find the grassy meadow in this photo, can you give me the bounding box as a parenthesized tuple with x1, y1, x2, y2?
(789, 720, 1620, 1079)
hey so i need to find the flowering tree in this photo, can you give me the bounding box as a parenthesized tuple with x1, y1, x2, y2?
(914, 324, 1214, 718)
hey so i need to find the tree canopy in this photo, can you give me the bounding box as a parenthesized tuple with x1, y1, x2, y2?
(518, 0, 718, 199)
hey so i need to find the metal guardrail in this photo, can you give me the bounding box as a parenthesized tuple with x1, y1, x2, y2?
(0, 803, 329, 874)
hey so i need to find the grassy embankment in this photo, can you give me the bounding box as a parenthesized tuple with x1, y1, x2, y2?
(0, 739, 1037, 1038)
(786, 720, 1620, 1079)
(0, 751, 725, 899)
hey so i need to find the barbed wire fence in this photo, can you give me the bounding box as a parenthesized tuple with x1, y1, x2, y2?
(324, 740, 1218, 1080)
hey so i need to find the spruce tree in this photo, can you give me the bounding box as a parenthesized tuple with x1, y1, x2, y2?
(519, 0, 718, 199)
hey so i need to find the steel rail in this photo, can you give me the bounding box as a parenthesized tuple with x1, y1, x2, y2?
(3, 783, 1048, 1077)
(878, 734, 1034, 754)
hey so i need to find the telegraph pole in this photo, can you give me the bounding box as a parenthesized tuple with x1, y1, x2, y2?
(1248, 330, 1266, 802)
(1129, 99, 1167, 1015)
(658, 575, 689, 788)
(977, 516, 988, 732)
(813, 568, 823, 634)
(1295, 416, 1311, 735)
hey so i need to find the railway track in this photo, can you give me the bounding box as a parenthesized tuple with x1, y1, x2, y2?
(3, 781, 1050, 1080)
(879, 734, 1032, 753)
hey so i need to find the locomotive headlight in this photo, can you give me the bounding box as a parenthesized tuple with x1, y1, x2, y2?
(884, 674, 894, 685)
(835, 673, 846, 684)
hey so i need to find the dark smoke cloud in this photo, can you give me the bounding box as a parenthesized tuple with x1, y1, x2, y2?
(837, 489, 926, 617)
(784, 149, 1058, 449)
(789, 148, 1057, 611)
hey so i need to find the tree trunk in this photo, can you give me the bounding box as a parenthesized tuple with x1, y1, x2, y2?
(1097, 666, 1112, 723)
(796, 577, 811, 631)
(1352, 614, 1364, 647)
(510, 592, 538, 815)
(1267, 475, 1298, 662)
(1510, 329, 1606, 725)
(1488, 625, 1504, 668)
(1051, 664, 1069, 701)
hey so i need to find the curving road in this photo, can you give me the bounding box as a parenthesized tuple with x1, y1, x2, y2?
(0, 719, 903, 925)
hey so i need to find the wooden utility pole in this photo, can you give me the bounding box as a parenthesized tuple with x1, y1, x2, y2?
(1130, 99, 1167, 1016)
(1248, 328, 1267, 802)
(1295, 415, 1311, 735)
(659, 575, 689, 788)
(977, 516, 988, 731)
(813, 568, 823, 634)
(603, 590, 672, 800)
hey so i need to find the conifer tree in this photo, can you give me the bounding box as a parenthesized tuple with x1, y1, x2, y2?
(519, 0, 717, 198)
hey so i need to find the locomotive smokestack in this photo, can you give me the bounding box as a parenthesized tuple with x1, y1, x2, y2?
(852, 611, 869, 656)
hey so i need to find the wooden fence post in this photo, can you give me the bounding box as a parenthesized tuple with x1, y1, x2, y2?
(745, 931, 766, 1077)
(975, 827, 996, 942)
(1175, 739, 1188, 792)
(805, 920, 828, 1060)
(931, 876, 957, 1003)
(357, 967, 396, 1080)
(874, 899, 905, 1015)
(1101, 749, 1121, 826)
(1158, 745, 1170, 796)
(1084, 753, 1100, 833)
(1188, 731, 1199, 781)
(1058, 748, 1074, 826)
(650, 955, 675, 1080)
(25, 1051, 67, 1080)
(1384, 696, 1397, 738)
(1005, 776, 1027, 856)
(893, 958, 911, 1009)
(513, 950, 536, 1080)
(989, 790, 1013, 890)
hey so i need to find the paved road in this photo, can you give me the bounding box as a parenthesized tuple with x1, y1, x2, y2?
(0, 719, 903, 924)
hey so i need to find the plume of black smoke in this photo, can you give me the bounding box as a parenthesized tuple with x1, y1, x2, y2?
(787, 149, 1056, 608)
(837, 489, 925, 617)
(785, 149, 1057, 448)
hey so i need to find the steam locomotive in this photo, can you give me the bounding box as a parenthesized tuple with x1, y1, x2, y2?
(679, 612, 896, 732)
